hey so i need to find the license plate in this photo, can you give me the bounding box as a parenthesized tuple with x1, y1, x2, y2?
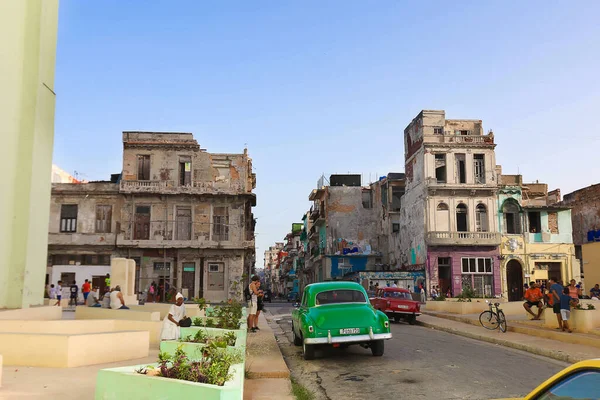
(339, 328, 360, 334)
(398, 305, 409, 309)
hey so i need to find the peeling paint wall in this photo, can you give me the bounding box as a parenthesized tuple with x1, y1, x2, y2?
(562, 184, 600, 245)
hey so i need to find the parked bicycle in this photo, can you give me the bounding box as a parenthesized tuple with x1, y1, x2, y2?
(479, 300, 507, 333)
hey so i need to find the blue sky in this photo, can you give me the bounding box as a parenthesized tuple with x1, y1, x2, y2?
(53, 1, 600, 268)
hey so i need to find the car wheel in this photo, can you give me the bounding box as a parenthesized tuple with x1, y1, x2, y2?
(409, 315, 417, 325)
(292, 324, 302, 346)
(371, 340, 384, 356)
(394, 315, 400, 323)
(303, 340, 315, 360)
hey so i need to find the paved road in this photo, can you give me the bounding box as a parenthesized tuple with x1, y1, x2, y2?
(263, 303, 567, 400)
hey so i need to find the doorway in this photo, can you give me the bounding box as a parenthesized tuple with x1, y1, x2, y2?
(547, 262, 562, 283)
(134, 206, 151, 240)
(92, 275, 106, 296)
(182, 262, 196, 299)
(506, 260, 523, 301)
(176, 207, 192, 240)
(438, 257, 452, 295)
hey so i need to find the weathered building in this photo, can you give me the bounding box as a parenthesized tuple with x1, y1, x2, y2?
(498, 173, 576, 300)
(304, 175, 383, 285)
(47, 132, 256, 302)
(561, 183, 600, 289)
(263, 243, 284, 291)
(399, 110, 501, 297)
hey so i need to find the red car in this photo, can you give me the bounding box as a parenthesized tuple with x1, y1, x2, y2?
(370, 287, 421, 325)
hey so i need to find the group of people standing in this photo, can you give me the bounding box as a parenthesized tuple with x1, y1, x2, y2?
(523, 278, 583, 333)
(47, 273, 129, 310)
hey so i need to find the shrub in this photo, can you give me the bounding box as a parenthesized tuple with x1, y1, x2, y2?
(434, 294, 446, 301)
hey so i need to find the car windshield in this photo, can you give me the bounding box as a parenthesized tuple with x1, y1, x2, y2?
(315, 290, 366, 305)
(383, 292, 412, 299)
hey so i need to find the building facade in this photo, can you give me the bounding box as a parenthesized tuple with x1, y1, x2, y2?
(400, 110, 501, 297)
(263, 243, 284, 291)
(498, 174, 576, 300)
(561, 183, 600, 289)
(47, 132, 256, 302)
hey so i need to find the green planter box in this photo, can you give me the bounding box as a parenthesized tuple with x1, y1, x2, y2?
(182, 325, 248, 345)
(161, 328, 246, 359)
(95, 362, 244, 400)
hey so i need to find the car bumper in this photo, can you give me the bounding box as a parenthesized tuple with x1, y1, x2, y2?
(385, 310, 421, 316)
(304, 332, 392, 345)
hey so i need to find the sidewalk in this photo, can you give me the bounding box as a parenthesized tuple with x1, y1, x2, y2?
(418, 312, 600, 363)
(244, 312, 294, 400)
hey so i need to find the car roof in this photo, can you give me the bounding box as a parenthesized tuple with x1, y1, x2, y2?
(381, 287, 410, 293)
(525, 359, 600, 399)
(304, 281, 364, 292)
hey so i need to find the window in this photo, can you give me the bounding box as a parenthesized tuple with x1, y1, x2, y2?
(461, 257, 493, 297)
(315, 290, 366, 305)
(528, 211, 541, 233)
(137, 155, 151, 181)
(434, 127, 444, 135)
(435, 154, 446, 183)
(456, 130, 471, 136)
(475, 204, 488, 232)
(456, 204, 468, 232)
(207, 263, 224, 291)
(95, 205, 112, 233)
(455, 154, 466, 183)
(362, 190, 373, 208)
(179, 157, 191, 186)
(503, 201, 521, 234)
(474, 154, 485, 184)
(391, 186, 403, 211)
(392, 223, 400, 233)
(213, 206, 229, 241)
(134, 206, 151, 240)
(436, 203, 450, 231)
(537, 370, 600, 400)
(60, 205, 78, 233)
(383, 291, 412, 299)
(52, 254, 110, 265)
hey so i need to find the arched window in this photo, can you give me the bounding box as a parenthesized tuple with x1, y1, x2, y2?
(456, 203, 468, 232)
(436, 203, 449, 231)
(503, 201, 521, 234)
(475, 204, 488, 232)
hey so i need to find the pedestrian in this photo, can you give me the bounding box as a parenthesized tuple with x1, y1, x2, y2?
(55, 280, 63, 306)
(590, 284, 600, 300)
(549, 278, 564, 330)
(101, 287, 111, 308)
(109, 285, 130, 310)
(391, 280, 398, 288)
(256, 281, 265, 330)
(87, 287, 102, 307)
(105, 273, 111, 288)
(420, 284, 426, 303)
(160, 293, 186, 341)
(149, 281, 157, 302)
(49, 284, 57, 301)
(523, 281, 543, 320)
(246, 275, 260, 333)
(559, 287, 575, 333)
(69, 280, 79, 307)
(568, 279, 580, 305)
(82, 279, 91, 303)
(431, 286, 438, 299)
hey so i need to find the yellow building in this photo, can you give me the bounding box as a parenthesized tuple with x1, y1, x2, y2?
(498, 176, 577, 301)
(0, 0, 59, 308)
(582, 242, 600, 291)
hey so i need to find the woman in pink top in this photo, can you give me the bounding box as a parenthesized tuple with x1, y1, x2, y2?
(568, 279, 580, 304)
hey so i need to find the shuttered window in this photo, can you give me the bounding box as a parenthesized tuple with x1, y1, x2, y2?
(95, 205, 112, 233)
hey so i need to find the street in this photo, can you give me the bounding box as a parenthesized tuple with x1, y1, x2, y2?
(263, 303, 567, 400)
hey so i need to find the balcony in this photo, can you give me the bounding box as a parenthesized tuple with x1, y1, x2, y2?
(119, 179, 251, 196)
(116, 220, 255, 249)
(48, 232, 117, 247)
(424, 133, 495, 146)
(426, 231, 501, 246)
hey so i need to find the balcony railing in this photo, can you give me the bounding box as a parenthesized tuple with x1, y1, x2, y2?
(426, 231, 501, 246)
(117, 220, 254, 248)
(119, 179, 249, 195)
(425, 134, 494, 145)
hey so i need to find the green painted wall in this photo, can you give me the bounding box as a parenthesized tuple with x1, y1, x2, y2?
(0, 0, 59, 308)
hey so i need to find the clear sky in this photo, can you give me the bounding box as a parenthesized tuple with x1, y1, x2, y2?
(53, 1, 600, 269)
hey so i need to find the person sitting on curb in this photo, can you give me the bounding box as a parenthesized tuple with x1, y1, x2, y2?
(523, 281, 543, 320)
(87, 286, 102, 307)
(590, 284, 600, 300)
(109, 285, 130, 310)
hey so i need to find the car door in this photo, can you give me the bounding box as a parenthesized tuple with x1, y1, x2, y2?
(292, 289, 307, 336)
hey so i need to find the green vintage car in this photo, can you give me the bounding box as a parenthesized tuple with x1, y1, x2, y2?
(291, 281, 392, 360)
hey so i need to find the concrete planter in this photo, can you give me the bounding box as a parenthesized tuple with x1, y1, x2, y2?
(161, 328, 246, 359)
(543, 307, 600, 333)
(182, 325, 248, 344)
(95, 362, 244, 400)
(425, 300, 489, 315)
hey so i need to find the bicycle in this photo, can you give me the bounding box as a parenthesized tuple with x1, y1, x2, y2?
(479, 300, 507, 333)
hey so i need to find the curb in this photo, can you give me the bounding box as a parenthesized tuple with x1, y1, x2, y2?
(416, 319, 583, 364)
